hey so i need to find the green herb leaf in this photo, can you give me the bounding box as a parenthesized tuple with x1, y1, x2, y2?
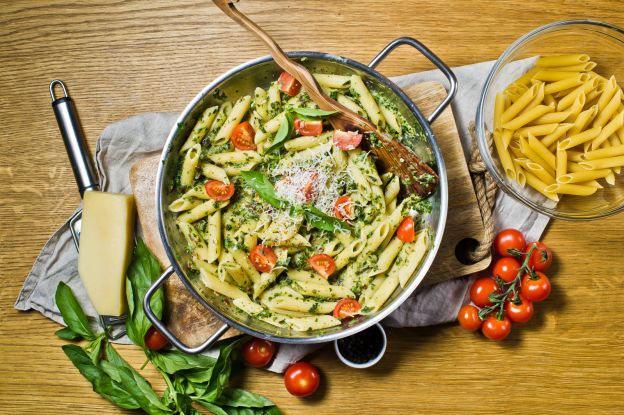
(201, 336, 247, 402)
(221, 406, 282, 415)
(265, 113, 293, 153)
(150, 350, 217, 377)
(302, 205, 352, 233)
(114, 365, 172, 415)
(55, 282, 96, 340)
(291, 107, 337, 118)
(55, 327, 81, 340)
(240, 171, 289, 209)
(126, 238, 164, 348)
(196, 401, 229, 415)
(216, 388, 276, 408)
(86, 334, 106, 365)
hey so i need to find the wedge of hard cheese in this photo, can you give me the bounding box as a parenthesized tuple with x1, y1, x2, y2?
(77, 191, 136, 316)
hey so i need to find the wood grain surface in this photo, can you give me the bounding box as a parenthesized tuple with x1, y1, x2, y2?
(1, 1, 622, 414)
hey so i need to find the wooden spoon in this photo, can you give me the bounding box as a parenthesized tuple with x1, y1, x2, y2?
(212, 0, 438, 197)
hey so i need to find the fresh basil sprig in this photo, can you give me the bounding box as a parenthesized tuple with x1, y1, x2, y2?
(264, 107, 337, 152)
(240, 171, 289, 209)
(291, 107, 337, 118)
(300, 204, 352, 233)
(55, 281, 96, 341)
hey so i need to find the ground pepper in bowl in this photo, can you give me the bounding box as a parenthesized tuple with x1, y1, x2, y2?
(336, 324, 386, 366)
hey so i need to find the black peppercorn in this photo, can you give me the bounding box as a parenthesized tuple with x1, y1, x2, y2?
(337, 325, 384, 364)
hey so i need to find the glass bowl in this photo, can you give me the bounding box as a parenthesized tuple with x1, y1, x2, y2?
(476, 20, 624, 220)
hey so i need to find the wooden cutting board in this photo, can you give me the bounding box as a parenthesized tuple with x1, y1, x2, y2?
(129, 81, 490, 346)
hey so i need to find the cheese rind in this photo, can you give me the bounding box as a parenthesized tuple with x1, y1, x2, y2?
(77, 191, 136, 316)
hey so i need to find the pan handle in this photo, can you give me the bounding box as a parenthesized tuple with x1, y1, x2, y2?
(368, 37, 458, 124)
(143, 266, 231, 354)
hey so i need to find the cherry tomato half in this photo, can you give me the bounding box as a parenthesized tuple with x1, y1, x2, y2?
(308, 254, 336, 279)
(505, 296, 534, 323)
(333, 298, 361, 319)
(494, 228, 526, 257)
(333, 195, 353, 220)
(294, 118, 323, 136)
(521, 271, 551, 302)
(492, 257, 521, 283)
(482, 315, 512, 341)
(249, 245, 278, 273)
(300, 171, 318, 202)
(470, 277, 499, 308)
(396, 217, 415, 243)
(284, 362, 320, 397)
(457, 304, 482, 332)
(230, 121, 256, 150)
(145, 327, 168, 351)
(333, 130, 363, 150)
(205, 180, 235, 201)
(278, 71, 301, 96)
(242, 338, 277, 368)
(526, 241, 553, 272)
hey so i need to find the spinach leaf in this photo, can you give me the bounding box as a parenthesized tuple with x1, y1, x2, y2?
(126, 238, 164, 348)
(291, 107, 337, 118)
(240, 171, 288, 209)
(216, 388, 276, 408)
(55, 282, 96, 340)
(264, 113, 293, 153)
(302, 205, 352, 233)
(55, 327, 81, 340)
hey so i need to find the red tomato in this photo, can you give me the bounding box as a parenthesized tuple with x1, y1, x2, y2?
(204, 180, 235, 201)
(481, 315, 512, 341)
(333, 130, 363, 150)
(278, 71, 301, 96)
(333, 195, 353, 220)
(242, 338, 277, 368)
(308, 254, 336, 279)
(505, 296, 534, 323)
(396, 217, 415, 242)
(525, 241, 553, 271)
(294, 118, 323, 136)
(457, 304, 482, 332)
(145, 327, 168, 351)
(521, 272, 551, 302)
(300, 171, 318, 202)
(470, 277, 499, 308)
(494, 228, 526, 257)
(492, 257, 521, 283)
(230, 121, 256, 150)
(284, 362, 320, 397)
(249, 245, 278, 273)
(333, 298, 361, 319)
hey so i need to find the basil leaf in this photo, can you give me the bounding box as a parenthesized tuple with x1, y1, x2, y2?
(55, 327, 81, 340)
(240, 171, 289, 209)
(201, 336, 246, 402)
(115, 365, 172, 414)
(302, 205, 352, 233)
(126, 238, 164, 348)
(55, 282, 96, 340)
(86, 334, 105, 365)
(292, 107, 337, 118)
(216, 388, 275, 408)
(221, 407, 281, 415)
(151, 350, 217, 376)
(196, 401, 229, 415)
(265, 113, 293, 153)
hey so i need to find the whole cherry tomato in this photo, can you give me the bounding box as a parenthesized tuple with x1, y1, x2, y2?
(492, 257, 521, 283)
(481, 315, 512, 341)
(470, 277, 499, 308)
(284, 362, 320, 397)
(242, 338, 277, 368)
(145, 327, 168, 351)
(494, 228, 526, 257)
(505, 296, 534, 323)
(526, 241, 553, 271)
(521, 272, 551, 302)
(457, 304, 482, 331)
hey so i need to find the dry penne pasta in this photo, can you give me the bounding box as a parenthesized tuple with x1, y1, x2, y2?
(544, 183, 597, 196)
(536, 54, 590, 68)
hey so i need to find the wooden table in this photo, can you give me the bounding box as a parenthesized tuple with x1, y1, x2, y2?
(1, 1, 623, 413)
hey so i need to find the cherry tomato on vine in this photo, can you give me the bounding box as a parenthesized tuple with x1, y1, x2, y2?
(457, 304, 482, 331)
(470, 277, 499, 308)
(284, 362, 320, 397)
(521, 272, 551, 302)
(492, 257, 521, 283)
(526, 241, 553, 271)
(481, 315, 511, 341)
(242, 338, 277, 368)
(505, 296, 534, 323)
(145, 327, 168, 351)
(494, 228, 526, 257)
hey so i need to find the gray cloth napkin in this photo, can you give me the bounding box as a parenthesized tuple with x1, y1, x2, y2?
(15, 60, 549, 372)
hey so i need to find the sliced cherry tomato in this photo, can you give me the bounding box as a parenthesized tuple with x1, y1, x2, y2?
(481, 315, 512, 341)
(300, 171, 319, 202)
(278, 71, 301, 96)
(333, 298, 361, 319)
(525, 241, 553, 271)
(308, 254, 336, 279)
(284, 362, 320, 397)
(457, 304, 482, 332)
(230, 121, 256, 150)
(397, 217, 415, 242)
(492, 257, 521, 283)
(242, 338, 277, 368)
(249, 245, 278, 273)
(494, 228, 526, 257)
(205, 180, 235, 201)
(521, 271, 551, 302)
(333, 195, 353, 220)
(333, 130, 363, 150)
(505, 295, 534, 323)
(470, 277, 499, 308)
(145, 327, 168, 351)
(294, 118, 323, 136)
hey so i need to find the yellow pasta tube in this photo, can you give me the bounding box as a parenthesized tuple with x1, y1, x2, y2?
(512, 159, 527, 187)
(519, 136, 555, 176)
(555, 143, 567, 179)
(180, 144, 201, 187)
(493, 129, 516, 180)
(543, 94, 556, 106)
(501, 83, 540, 124)
(584, 144, 624, 160)
(515, 123, 559, 137)
(596, 76, 619, 111)
(494, 92, 506, 130)
(564, 93, 586, 122)
(524, 171, 559, 201)
(536, 54, 590, 68)
(544, 183, 597, 196)
(566, 151, 585, 163)
(557, 169, 611, 184)
(559, 126, 602, 149)
(591, 110, 624, 150)
(528, 133, 556, 169)
(502, 129, 514, 148)
(529, 112, 571, 125)
(502, 105, 553, 130)
(557, 77, 599, 110)
(533, 70, 579, 82)
(579, 155, 624, 170)
(515, 158, 555, 185)
(605, 171, 616, 185)
(541, 123, 574, 147)
(546, 62, 596, 72)
(568, 105, 599, 135)
(515, 68, 540, 86)
(544, 73, 588, 95)
(593, 90, 622, 128)
(524, 82, 545, 111)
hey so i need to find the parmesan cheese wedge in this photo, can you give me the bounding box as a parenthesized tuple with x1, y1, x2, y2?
(77, 191, 136, 316)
